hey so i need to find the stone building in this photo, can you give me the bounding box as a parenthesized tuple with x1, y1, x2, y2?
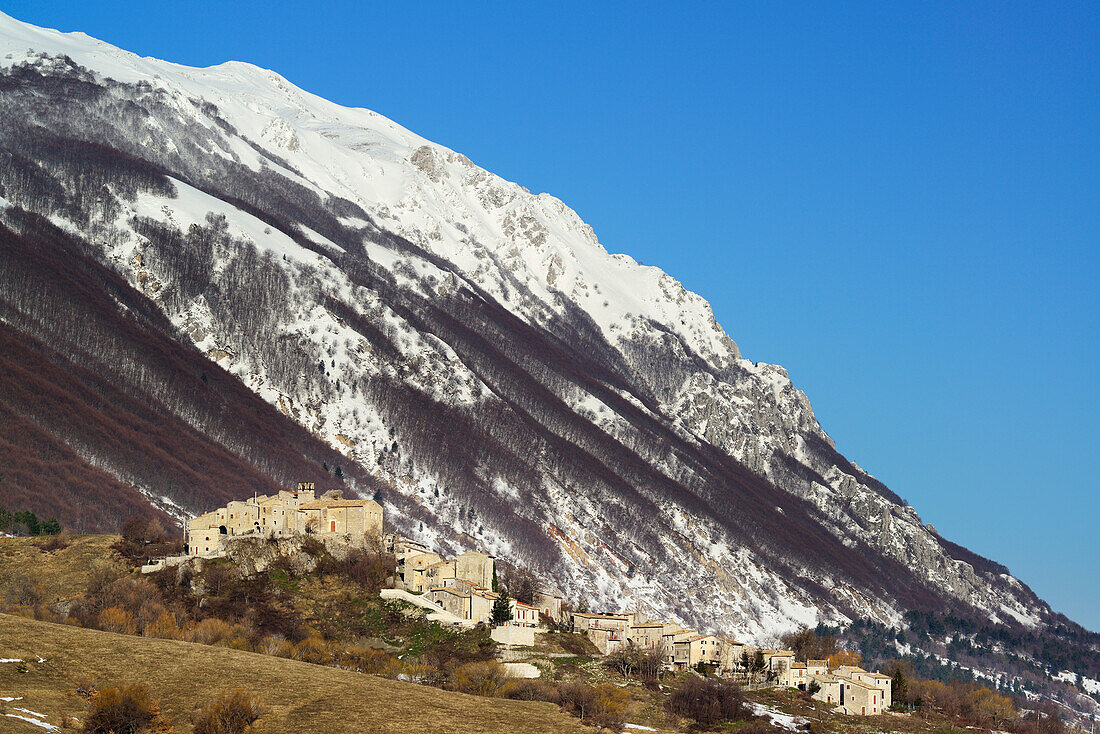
(509, 600, 540, 628)
(805, 664, 892, 715)
(762, 649, 795, 684)
(396, 546, 495, 594)
(672, 635, 725, 671)
(571, 612, 631, 634)
(831, 675, 884, 715)
(186, 483, 382, 557)
(834, 666, 892, 710)
(402, 551, 444, 592)
(535, 590, 564, 623)
(455, 550, 495, 589)
(627, 621, 666, 650)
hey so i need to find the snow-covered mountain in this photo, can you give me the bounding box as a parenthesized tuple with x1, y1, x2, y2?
(0, 10, 1085, 665)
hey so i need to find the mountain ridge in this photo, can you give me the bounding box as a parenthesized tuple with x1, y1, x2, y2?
(0, 11, 1088, 686)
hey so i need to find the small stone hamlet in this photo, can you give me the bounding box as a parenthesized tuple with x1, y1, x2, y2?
(162, 482, 891, 713)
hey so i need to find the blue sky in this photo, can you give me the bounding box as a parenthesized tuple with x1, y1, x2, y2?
(5, 1, 1097, 630)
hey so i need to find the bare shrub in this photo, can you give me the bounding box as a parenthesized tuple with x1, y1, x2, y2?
(75, 679, 99, 700)
(189, 618, 232, 645)
(6, 572, 46, 608)
(499, 679, 561, 703)
(738, 720, 779, 734)
(85, 560, 125, 598)
(222, 635, 253, 652)
(36, 534, 71, 552)
(98, 606, 137, 635)
(339, 645, 400, 676)
(337, 547, 396, 594)
(291, 636, 332, 664)
(451, 660, 511, 696)
(143, 611, 182, 640)
(85, 683, 162, 734)
(591, 683, 631, 730)
(257, 634, 294, 658)
(403, 663, 446, 686)
(665, 677, 749, 729)
(191, 688, 263, 734)
(557, 681, 598, 720)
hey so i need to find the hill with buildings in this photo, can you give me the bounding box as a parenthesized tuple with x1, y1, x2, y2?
(0, 11, 1096, 723)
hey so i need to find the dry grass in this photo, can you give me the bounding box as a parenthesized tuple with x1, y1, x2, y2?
(0, 613, 589, 733)
(0, 535, 126, 605)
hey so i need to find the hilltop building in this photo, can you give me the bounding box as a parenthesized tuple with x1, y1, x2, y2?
(186, 482, 382, 558)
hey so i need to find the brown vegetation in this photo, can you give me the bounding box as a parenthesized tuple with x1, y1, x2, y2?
(665, 677, 751, 729)
(604, 644, 666, 682)
(85, 683, 170, 734)
(191, 688, 263, 734)
(0, 211, 387, 535)
(0, 613, 588, 733)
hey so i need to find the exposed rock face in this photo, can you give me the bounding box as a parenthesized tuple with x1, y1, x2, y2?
(0, 12, 1051, 643)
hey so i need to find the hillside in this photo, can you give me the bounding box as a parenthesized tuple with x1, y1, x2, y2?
(2, 535, 1090, 734)
(0, 11, 1096, 722)
(0, 535, 123, 606)
(0, 613, 589, 734)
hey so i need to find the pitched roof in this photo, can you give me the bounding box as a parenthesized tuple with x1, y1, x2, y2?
(834, 675, 878, 689)
(299, 499, 379, 509)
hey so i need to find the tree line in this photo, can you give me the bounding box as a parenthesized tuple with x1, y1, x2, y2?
(0, 506, 61, 536)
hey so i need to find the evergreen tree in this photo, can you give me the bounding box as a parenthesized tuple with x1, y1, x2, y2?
(492, 589, 512, 626)
(39, 518, 62, 535)
(14, 510, 40, 536)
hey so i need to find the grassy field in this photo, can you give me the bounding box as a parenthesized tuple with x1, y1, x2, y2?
(0, 535, 124, 606)
(0, 613, 590, 733)
(0, 537, 979, 734)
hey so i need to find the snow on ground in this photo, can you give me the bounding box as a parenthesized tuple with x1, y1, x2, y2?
(0, 658, 24, 663)
(622, 725, 657, 732)
(1056, 671, 1100, 695)
(748, 702, 807, 731)
(0, 7, 1054, 642)
(130, 177, 331, 267)
(4, 707, 59, 732)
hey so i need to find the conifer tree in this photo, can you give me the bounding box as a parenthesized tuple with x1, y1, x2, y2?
(492, 589, 512, 626)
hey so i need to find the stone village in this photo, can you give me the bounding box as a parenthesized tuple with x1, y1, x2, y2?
(170, 482, 892, 715)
